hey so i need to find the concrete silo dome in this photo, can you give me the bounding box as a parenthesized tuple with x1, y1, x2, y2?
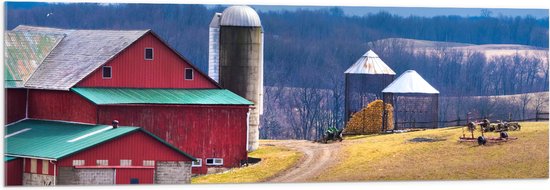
(220, 5, 262, 27)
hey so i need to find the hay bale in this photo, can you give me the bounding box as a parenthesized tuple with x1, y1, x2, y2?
(344, 100, 394, 135)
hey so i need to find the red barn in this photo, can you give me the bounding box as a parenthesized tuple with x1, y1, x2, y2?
(5, 157, 23, 186)
(5, 119, 195, 185)
(5, 25, 254, 174)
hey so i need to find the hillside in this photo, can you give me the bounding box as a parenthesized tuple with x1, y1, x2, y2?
(371, 38, 549, 62)
(316, 122, 548, 181)
(193, 122, 548, 183)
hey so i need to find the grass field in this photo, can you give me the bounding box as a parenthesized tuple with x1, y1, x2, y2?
(315, 122, 549, 181)
(191, 144, 303, 184)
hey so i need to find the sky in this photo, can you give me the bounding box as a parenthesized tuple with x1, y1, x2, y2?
(5, 1, 549, 18)
(250, 6, 548, 18)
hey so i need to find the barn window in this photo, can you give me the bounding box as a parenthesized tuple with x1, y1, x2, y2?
(96, 160, 108, 166)
(191, 159, 202, 167)
(145, 48, 154, 60)
(143, 160, 155, 166)
(205, 158, 223, 166)
(102, 66, 112, 79)
(120, 159, 132, 166)
(30, 159, 37, 173)
(42, 160, 49, 174)
(72, 160, 85, 166)
(185, 68, 194, 80)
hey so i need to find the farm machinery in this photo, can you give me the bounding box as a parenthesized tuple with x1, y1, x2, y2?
(459, 119, 518, 145)
(320, 126, 343, 144)
(479, 119, 521, 132)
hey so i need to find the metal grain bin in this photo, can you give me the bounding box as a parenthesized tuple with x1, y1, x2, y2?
(344, 50, 396, 123)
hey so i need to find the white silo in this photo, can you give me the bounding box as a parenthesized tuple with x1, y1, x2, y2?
(208, 13, 222, 82)
(209, 5, 263, 151)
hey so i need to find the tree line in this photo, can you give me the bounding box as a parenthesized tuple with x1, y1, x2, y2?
(6, 3, 549, 94)
(367, 39, 549, 96)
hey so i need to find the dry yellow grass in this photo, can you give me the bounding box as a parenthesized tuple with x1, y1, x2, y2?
(315, 122, 549, 181)
(191, 144, 302, 184)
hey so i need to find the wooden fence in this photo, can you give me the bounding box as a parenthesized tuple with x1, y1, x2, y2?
(393, 111, 549, 129)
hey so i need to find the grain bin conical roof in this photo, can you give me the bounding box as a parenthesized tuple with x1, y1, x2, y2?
(344, 50, 396, 75)
(382, 70, 439, 94)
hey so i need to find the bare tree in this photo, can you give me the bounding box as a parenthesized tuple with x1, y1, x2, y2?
(260, 86, 285, 139)
(519, 93, 533, 120)
(476, 96, 497, 119)
(287, 86, 324, 140)
(329, 75, 345, 129)
(533, 93, 549, 115)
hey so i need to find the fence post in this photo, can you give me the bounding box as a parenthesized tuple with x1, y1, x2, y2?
(457, 117, 460, 126)
(508, 112, 512, 122)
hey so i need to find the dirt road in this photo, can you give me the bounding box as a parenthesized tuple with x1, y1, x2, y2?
(264, 140, 342, 183)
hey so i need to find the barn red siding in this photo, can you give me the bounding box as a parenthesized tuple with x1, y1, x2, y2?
(97, 105, 249, 174)
(23, 158, 29, 173)
(5, 89, 27, 124)
(58, 131, 191, 168)
(27, 90, 97, 124)
(76, 33, 218, 89)
(22, 158, 54, 175)
(116, 168, 154, 184)
(5, 158, 23, 186)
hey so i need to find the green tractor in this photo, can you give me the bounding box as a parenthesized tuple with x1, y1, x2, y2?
(321, 126, 343, 144)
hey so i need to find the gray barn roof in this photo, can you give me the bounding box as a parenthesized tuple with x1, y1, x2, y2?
(14, 25, 149, 90)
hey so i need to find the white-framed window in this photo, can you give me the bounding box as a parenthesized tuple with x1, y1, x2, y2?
(145, 48, 154, 60)
(72, 160, 85, 166)
(120, 159, 132, 166)
(102, 66, 112, 79)
(185, 68, 194, 80)
(205, 158, 223, 166)
(191, 158, 202, 167)
(96, 160, 108, 166)
(143, 160, 155, 167)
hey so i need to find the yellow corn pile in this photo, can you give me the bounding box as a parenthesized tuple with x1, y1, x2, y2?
(344, 100, 394, 135)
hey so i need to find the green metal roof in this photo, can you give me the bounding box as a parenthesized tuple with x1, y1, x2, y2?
(5, 119, 194, 161)
(4, 31, 64, 88)
(71, 88, 253, 105)
(5, 80, 24, 88)
(5, 156, 17, 162)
